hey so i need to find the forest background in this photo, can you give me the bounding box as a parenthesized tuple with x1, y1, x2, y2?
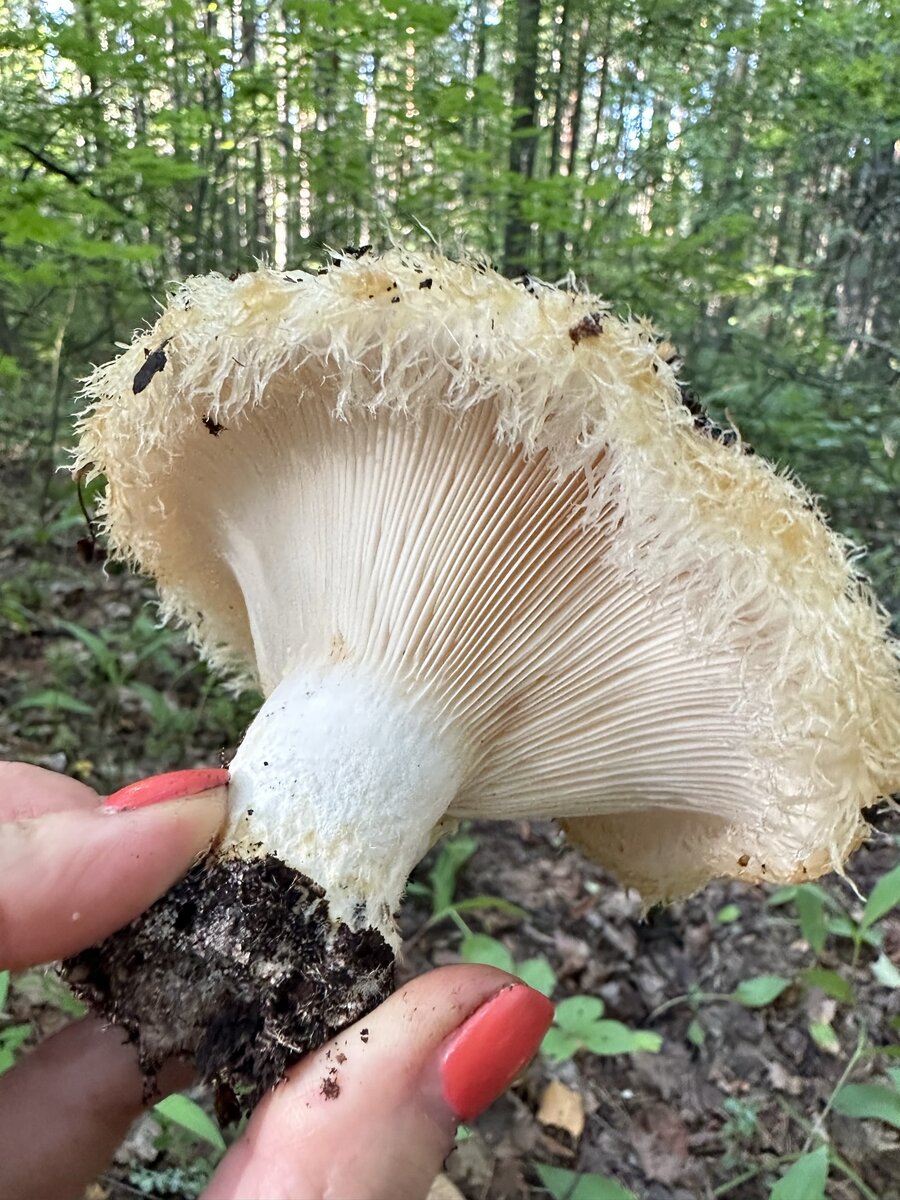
(0, 1, 898, 1199)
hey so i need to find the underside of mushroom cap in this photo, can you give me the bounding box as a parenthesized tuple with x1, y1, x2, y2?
(77, 249, 900, 902)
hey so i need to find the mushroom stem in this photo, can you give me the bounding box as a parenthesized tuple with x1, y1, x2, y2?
(227, 663, 467, 943)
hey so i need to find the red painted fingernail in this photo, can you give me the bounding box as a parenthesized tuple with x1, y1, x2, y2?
(104, 768, 229, 812)
(440, 984, 554, 1120)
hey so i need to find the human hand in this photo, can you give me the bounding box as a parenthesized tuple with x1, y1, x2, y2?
(0, 763, 553, 1200)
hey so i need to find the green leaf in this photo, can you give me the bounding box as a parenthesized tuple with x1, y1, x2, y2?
(432, 895, 529, 924)
(861, 863, 900, 930)
(554, 996, 604, 1032)
(799, 968, 854, 1004)
(808, 1021, 840, 1053)
(767, 886, 799, 907)
(871, 954, 900, 989)
(540, 1027, 583, 1064)
(517, 956, 557, 997)
(534, 1161, 637, 1200)
(153, 1094, 226, 1150)
(581, 1020, 642, 1056)
(632, 1030, 664, 1053)
(769, 1146, 828, 1200)
(40, 973, 88, 1017)
(733, 975, 791, 1008)
(0, 971, 8, 1012)
(0, 1024, 32, 1074)
(687, 1018, 706, 1048)
(832, 1083, 900, 1129)
(453, 895, 529, 918)
(127, 680, 177, 724)
(795, 887, 827, 955)
(716, 904, 741, 924)
(582, 1021, 662, 1056)
(14, 689, 94, 716)
(459, 934, 516, 974)
(429, 834, 479, 914)
(826, 915, 882, 948)
(57, 619, 122, 681)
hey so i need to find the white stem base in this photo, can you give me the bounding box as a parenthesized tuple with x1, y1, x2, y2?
(226, 665, 466, 944)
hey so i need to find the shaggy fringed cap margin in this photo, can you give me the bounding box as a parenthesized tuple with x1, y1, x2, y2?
(76, 249, 900, 905)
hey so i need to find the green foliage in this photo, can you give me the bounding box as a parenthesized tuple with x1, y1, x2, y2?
(13, 689, 95, 716)
(126, 1159, 219, 1199)
(434, 851, 660, 1066)
(769, 872, 900, 977)
(732, 975, 791, 1009)
(458, 932, 556, 998)
(716, 904, 741, 925)
(153, 1094, 227, 1151)
(799, 967, 854, 1004)
(541, 996, 662, 1064)
(860, 863, 900, 931)
(0, 1024, 31, 1074)
(534, 1162, 637, 1200)
(427, 832, 480, 916)
(0, 971, 30, 1075)
(768, 1145, 828, 1200)
(721, 1096, 760, 1154)
(517, 956, 558, 998)
(832, 1080, 900, 1131)
(459, 932, 517, 974)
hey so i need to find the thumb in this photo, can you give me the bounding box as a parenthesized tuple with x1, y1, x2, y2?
(205, 965, 554, 1200)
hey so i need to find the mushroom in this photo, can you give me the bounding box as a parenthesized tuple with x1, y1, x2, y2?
(68, 250, 900, 1108)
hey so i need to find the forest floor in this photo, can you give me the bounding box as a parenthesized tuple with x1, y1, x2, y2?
(1, 482, 898, 1200)
(402, 818, 900, 1200)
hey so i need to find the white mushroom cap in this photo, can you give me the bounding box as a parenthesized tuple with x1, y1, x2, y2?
(77, 251, 900, 928)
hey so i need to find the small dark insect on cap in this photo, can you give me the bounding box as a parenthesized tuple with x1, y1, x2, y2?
(569, 312, 604, 346)
(132, 340, 171, 395)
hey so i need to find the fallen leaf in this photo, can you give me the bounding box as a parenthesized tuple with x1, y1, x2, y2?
(537, 1079, 586, 1139)
(427, 1174, 467, 1200)
(632, 1103, 689, 1184)
(767, 1060, 804, 1096)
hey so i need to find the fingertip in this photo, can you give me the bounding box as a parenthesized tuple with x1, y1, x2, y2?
(204, 965, 547, 1200)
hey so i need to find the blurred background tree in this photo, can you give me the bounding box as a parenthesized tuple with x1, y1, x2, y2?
(0, 0, 896, 601)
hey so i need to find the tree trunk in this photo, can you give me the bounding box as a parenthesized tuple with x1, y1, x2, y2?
(503, 0, 542, 276)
